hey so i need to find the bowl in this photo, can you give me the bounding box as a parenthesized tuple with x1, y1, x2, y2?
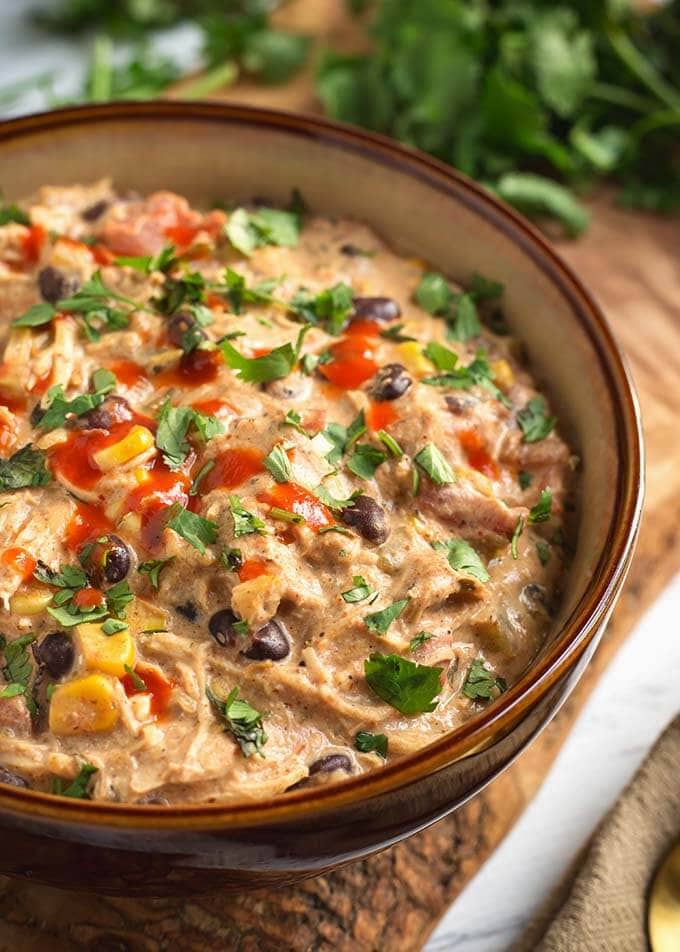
(0, 101, 643, 895)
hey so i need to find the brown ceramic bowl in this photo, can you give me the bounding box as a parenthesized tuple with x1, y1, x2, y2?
(0, 102, 643, 895)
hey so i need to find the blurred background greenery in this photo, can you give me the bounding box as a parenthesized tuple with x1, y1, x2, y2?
(2, 0, 679, 236)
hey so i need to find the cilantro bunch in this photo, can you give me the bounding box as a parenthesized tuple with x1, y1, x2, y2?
(317, 0, 680, 233)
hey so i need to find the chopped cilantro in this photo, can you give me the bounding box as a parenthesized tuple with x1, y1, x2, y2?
(155, 400, 223, 471)
(290, 282, 354, 335)
(166, 503, 218, 554)
(347, 443, 387, 480)
(0, 683, 25, 699)
(529, 488, 553, 523)
(12, 302, 57, 328)
(115, 244, 177, 275)
(364, 652, 442, 715)
(226, 206, 300, 256)
(408, 631, 434, 652)
(354, 730, 388, 759)
(51, 763, 98, 799)
(536, 541, 551, 566)
(124, 664, 147, 692)
(219, 267, 279, 314)
(263, 444, 292, 483)
(341, 575, 375, 604)
(434, 538, 489, 582)
(377, 430, 403, 458)
(269, 506, 304, 524)
(0, 445, 51, 492)
(137, 557, 174, 590)
(229, 495, 266, 537)
(364, 597, 410, 634)
(511, 515, 525, 559)
(282, 409, 310, 437)
(379, 323, 416, 343)
(219, 546, 243, 571)
(189, 459, 216, 496)
(37, 368, 116, 431)
(414, 443, 456, 485)
(517, 396, 556, 443)
(462, 658, 507, 701)
(206, 685, 267, 757)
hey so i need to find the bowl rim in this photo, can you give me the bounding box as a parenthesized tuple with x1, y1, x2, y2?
(0, 100, 644, 830)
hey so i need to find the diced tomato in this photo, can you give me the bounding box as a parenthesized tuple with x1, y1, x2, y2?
(238, 559, 269, 582)
(65, 502, 114, 552)
(0, 387, 26, 414)
(345, 318, 381, 337)
(21, 225, 46, 266)
(1, 547, 37, 582)
(120, 664, 173, 717)
(72, 587, 105, 610)
(91, 244, 115, 266)
(109, 360, 148, 389)
(320, 335, 378, 390)
(154, 348, 222, 389)
(258, 483, 333, 532)
(458, 428, 500, 480)
(164, 224, 200, 248)
(366, 401, 398, 431)
(202, 447, 264, 492)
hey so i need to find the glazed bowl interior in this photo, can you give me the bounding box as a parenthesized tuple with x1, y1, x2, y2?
(0, 103, 642, 818)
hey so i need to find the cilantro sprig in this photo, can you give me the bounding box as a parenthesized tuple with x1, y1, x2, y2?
(364, 652, 442, 715)
(206, 685, 267, 757)
(0, 445, 51, 492)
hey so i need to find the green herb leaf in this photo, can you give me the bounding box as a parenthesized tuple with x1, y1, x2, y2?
(354, 730, 388, 758)
(0, 445, 51, 492)
(414, 443, 455, 485)
(469, 273, 504, 301)
(189, 460, 216, 496)
(434, 539, 489, 582)
(518, 470, 534, 490)
(282, 409, 309, 437)
(226, 206, 300, 256)
(364, 652, 442, 715)
(424, 340, 459, 372)
(115, 244, 177, 275)
(263, 444, 292, 483)
(219, 546, 243, 572)
(102, 618, 128, 635)
(408, 631, 433, 652)
(536, 541, 551, 566)
(51, 763, 98, 800)
(364, 597, 410, 635)
(269, 506, 304, 524)
(529, 488, 553, 523)
(448, 293, 481, 342)
(347, 443, 387, 480)
(12, 302, 56, 328)
(462, 658, 507, 701)
(0, 683, 25, 699)
(511, 515, 525, 559)
(155, 400, 223, 470)
(220, 338, 298, 384)
(495, 173, 589, 238)
(341, 575, 375, 604)
(415, 272, 453, 315)
(166, 503, 218, 554)
(229, 495, 266, 537)
(206, 686, 267, 757)
(517, 396, 556, 443)
(314, 485, 360, 511)
(37, 368, 116, 431)
(124, 664, 147, 692)
(2, 635, 35, 690)
(379, 323, 416, 343)
(290, 282, 354, 335)
(138, 557, 174, 591)
(0, 197, 29, 226)
(377, 430, 403, 458)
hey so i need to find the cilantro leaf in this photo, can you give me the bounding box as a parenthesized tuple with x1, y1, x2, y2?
(355, 730, 388, 758)
(206, 685, 267, 757)
(219, 267, 279, 314)
(166, 503, 218, 554)
(517, 396, 557, 443)
(448, 293, 481, 342)
(364, 652, 442, 715)
(511, 515, 525, 560)
(379, 323, 416, 343)
(536, 541, 551, 566)
(529, 488, 553, 524)
(290, 282, 354, 335)
(34, 563, 88, 589)
(37, 368, 116, 431)
(414, 443, 455, 485)
(347, 443, 387, 480)
(263, 444, 292, 483)
(220, 339, 298, 384)
(229, 495, 265, 537)
(12, 303, 56, 328)
(155, 400, 223, 470)
(462, 658, 507, 701)
(0, 683, 26, 699)
(51, 763, 98, 799)
(0, 445, 51, 492)
(115, 244, 177, 275)
(2, 635, 35, 690)
(364, 597, 410, 635)
(409, 631, 434, 652)
(226, 206, 300, 256)
(434, 539, 489, 582)
(0, 197, 29, 226)
(341, 575, 375, 604)
(415, 273, 453, 315)
(469, 273, 504, 301)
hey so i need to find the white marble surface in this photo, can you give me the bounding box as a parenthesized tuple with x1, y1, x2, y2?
(426, 573, 680, 951)
(1, 12, 679, 951)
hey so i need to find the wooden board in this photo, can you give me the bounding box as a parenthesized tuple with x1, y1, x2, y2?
(1, 4, 679, 949)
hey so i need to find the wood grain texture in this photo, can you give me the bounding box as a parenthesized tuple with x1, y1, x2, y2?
(1, 3, 679, 948)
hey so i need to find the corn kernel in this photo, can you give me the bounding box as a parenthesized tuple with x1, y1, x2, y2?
(128, 598, 168, 633)
(491, 359, 515, 390)
(49, 674, 119, 735)
(133, 466, 151, 485)
(77, 622, 135, 676)
(9, 585, 53, 617)
(398, 341, 431, 377)
(92, 425, 155, 472)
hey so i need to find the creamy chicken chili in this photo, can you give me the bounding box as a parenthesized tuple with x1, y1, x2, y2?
(0, 181, 576, 803)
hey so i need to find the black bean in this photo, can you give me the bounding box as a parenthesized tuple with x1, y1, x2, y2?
(81, 199, 109, 221)
(244, 619, 290, 661)
(176, 601, 198, 622)
(75, 395, 132, 431)
(352, 296, 401, 323)
(208, 609, 241, 648)
(0, 766, 29, 789)
(369, 363, 412, 401)
(445, 395, 474, 414)
(340, 243, 369, 257)
(81, 535, 131, 587)
(340, 496, 389, 544)
(30, 402, 45, 427)
(167, 311, 206, 349)
(32, 632, 74, 680)
(38, 266, 80, 305)
(309, 753, 353, 776)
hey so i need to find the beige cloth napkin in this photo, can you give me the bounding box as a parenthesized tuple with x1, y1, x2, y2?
(513, 714, 680, 951)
